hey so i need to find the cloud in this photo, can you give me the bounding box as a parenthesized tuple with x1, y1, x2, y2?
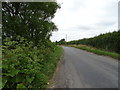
(51, 0, 119, 42)
(75, 26, 92, 30)
(96, 21, 116, 27)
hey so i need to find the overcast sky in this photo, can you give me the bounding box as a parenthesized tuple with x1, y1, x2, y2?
(50, 0, 119, 42)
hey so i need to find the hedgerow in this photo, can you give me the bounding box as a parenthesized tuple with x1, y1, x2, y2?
(67, 31, 120, 53)
(2, 36, 62, 89)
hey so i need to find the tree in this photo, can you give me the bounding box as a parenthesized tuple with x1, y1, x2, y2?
(2, 2, 60, 44)
(57, 39, 66, 45)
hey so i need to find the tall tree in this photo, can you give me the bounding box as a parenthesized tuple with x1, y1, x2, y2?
(2, 2, 60, 44)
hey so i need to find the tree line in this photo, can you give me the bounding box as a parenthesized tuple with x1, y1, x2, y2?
(67, 31, 120, 53)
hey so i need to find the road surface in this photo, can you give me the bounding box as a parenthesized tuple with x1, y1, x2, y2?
(50, 46, 118, 88)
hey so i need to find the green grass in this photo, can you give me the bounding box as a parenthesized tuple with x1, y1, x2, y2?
(47, 46, 63, 79)
(70, 45, 120, 60)
(45, 46, 63, 86)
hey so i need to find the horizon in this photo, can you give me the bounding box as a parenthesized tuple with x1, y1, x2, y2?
(52, 30, 119, 42)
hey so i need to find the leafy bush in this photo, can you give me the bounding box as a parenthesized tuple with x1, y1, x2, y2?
(2, 36, 63, 89)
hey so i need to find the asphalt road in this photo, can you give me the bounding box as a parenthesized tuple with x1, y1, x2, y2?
(50, 46, 118, 88)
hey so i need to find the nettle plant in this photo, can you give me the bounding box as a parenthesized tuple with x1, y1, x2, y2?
(2, 36, 49, 88)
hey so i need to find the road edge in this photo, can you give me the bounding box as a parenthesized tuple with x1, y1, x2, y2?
(46, 48, 64, 89)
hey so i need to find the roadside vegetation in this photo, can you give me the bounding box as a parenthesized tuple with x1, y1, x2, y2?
(70, 45, 120, 59)
(2, 37, 63, 88)
(57, 31, 120, 60)
(2, 2, 63, 89)
(67, 31, 120, 53)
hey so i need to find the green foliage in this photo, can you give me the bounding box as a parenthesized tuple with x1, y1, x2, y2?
(17, 83, 27, 88)
(56, 38, 67, 45)
(2, 37, 63, 89)
(67, 31, 120, 53)
(2, 1, 62, 89)
(71, 45, 120, 59)
(2, 2, 60, 44)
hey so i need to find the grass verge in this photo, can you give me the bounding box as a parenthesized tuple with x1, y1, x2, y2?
(45, 46, 63, 87)
(70, 45, 120, 60)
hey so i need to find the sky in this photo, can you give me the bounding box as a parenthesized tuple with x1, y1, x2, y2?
(50, 0, 119, 42)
